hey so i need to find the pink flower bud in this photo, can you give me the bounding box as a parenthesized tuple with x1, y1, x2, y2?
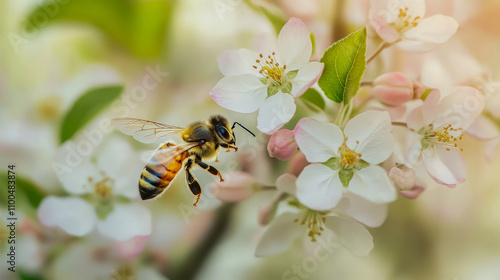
(288, 151, 309, 177)
(399, 185, 425, 199)
(211, 171, 255, 202)
(372, 72, 414, 106)
(389, 164, 416, 191)
(267, 129, 298, 160)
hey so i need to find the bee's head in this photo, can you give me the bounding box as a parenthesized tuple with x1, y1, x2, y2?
(209, 115, 236, 145)
(209, 115, 255, 145)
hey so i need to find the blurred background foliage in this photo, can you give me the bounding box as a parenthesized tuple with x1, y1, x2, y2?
(1, 0, 500, 280)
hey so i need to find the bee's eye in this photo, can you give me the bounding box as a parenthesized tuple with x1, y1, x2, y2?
(216, 125, 231, 140)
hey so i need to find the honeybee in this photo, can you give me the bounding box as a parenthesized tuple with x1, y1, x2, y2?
(112, 115, 254, 206)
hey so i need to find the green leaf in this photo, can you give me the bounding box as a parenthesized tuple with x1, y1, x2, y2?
(339, 169, 354, 187)
(60, 85, 123, 143)
(25, 0, 174, 57)
(300, 88, 326, 112)
(318, 27, 367, 104)
(310, 32, 316, 55)
(19, 270, 46, 280)
(0, 172, 46, 209)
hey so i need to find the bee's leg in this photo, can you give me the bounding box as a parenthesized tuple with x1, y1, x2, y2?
(217, 143, 238, 152)
(195, 160, 224, 182)
(185, 158, 201, 206)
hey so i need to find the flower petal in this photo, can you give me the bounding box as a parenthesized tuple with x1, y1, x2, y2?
(433, 86, 485, 131)
(324, 216, 373, 257)
(290, 62, 324, 97)
(255, 212, 304, 257)
(344, 111, 394, 164)
(348, 165, 397, 204)
(369, 0, 426, 22)
(343, 193, 388, 228)
(404, 15, 458, 44)
(422, 145, 466, 186)
(295, 118, 343, 162)
(210, 74, 267, 113)
(407, 89, 440, 130)
(296, 164, 343, 210)
(256, 92, 296, 134)
(38, 196, 97, 236)
(369, 12, 399, 43)
(277, 17, 312, 70)
(97, 203, 152, 241)
(217, 48, 261, 76)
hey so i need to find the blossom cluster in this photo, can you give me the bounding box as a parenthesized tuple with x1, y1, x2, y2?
(209, 0, 493, 257)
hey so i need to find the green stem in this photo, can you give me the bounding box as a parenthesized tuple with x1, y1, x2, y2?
(367, 42, 393, 64)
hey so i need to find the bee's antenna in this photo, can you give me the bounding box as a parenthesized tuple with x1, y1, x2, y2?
(232, 122, 256, 137)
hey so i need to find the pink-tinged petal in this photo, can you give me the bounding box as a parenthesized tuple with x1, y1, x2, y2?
(255, 212, 304, 257)
(290, 62, 324, 97)
(256, 92, 296, 134)
(343, 193, 388, 228)
(344, 111, 394, 164)
(466, 116, 500, 141)
(399, 185, 425, 199)
(276, 173, 298, 196)
(348, 166, 397, 204)
(389, 164, 416, 191)
(38, 196, 97, 236)
(296, 164, 343, 210)
(267, 129, 298, 160)
(407, 89, 440, 130)
(433, 86, 484, 131)
(294, 118, 343, 162)
(484, 139, 500, 162)
(277, 17, 312, 70)
(324, 216, 373, 257)
(217, 49, 261, 76)
(210, 75, 267, 113)
(370, 0, 426, 22)
(404, 15, 458, 44)
(422, 145, 465, 186)
(288, 151, 310, 177)
(372, 72, 414, 105)
(98, 204, 152, 241)
(369, 12, 400, 43)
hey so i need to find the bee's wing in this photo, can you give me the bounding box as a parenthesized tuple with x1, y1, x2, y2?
(151, 142, 200, 165)
(112, 118, 185, 144)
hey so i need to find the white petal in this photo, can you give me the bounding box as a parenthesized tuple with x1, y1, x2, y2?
(343, 193, 388, 228)
(404, 15, 458, 44)
(255, 212, 304, 257)
(290, 62, 324, 97)
(54, 141, 99, 195)
(210, 75, 267, 113)
(434, 86, 485, 131)
(38, 196, 97, 236)
(466, 116, 500, 141)
(422, 145, 466, 186)
(98, 203, 152, 241)
(217, 48, 261, 76)
(295, 118, 343, 162)
(97, 138, 143, 199)
(344, 111, 394, 164)
(276, 173, 297, 196)
(277, 17, 312, 70)
(369, 12, 400, 43)
(256, 92, 296, 134)
(324, 216, 373, 257)
(348, 166, 397, 204)
(395, 40, 438, 52)
(370, 0, 426, 22)
(406, 89, 440, 130)
(296, 164, 343, 210)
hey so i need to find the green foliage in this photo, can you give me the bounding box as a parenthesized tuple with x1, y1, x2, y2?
(0, 172, 46, 209)
(300, 88, 326, 112)
(60, 85, 123, 143)
(25, 0, 175, 57)
(318, 27, 367, 104)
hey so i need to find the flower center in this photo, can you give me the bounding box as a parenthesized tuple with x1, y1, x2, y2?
(35, 94, 62, 120)
(392, 7, 421, 33)
(90, 176, 114, 201)
(254, 52, 287, 84)
(338, 137, 362, 168)
(294, 209, 327, 242)
(421, 124, 463, 151)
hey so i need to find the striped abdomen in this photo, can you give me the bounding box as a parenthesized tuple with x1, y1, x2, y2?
(139, 143, 188, 200)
